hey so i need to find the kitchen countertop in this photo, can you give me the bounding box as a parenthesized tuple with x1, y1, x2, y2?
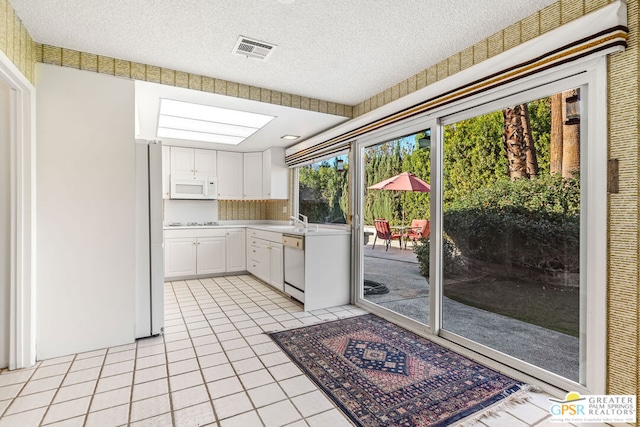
(163, 222, 351, 236)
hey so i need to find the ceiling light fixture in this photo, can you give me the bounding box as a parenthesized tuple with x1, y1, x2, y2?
(157, 99, 275, 145)
(281, 134, 300, 140)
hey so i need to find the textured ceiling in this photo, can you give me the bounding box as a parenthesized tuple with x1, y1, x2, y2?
(12, 0, 557, 106)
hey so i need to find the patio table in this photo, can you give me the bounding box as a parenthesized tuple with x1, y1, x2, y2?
(390, 225, 412, 249)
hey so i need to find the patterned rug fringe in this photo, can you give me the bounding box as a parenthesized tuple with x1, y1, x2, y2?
(454, 384, 541, 427)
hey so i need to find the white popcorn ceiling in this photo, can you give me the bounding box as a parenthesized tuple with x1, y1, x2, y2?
(13, 0, 557, 106)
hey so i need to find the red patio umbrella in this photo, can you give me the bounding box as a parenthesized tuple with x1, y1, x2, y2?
(368, 172, 431, 229)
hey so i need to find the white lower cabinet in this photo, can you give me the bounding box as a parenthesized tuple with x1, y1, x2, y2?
(164, 237, 197, 277)
(196, 236, 226, 275)
(247, 228, 284, 291)
(164, 228, 246, 278)
(247, 239, 269, 282)
(225, 228, 246, 272)
(269, 243, 284, 289)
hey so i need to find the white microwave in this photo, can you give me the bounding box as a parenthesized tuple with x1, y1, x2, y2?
(170, 175, 217, 200)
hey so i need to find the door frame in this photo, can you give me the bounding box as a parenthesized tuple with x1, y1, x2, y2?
(352, 115, 438, 339)
(0, 51, 36, 370)
(352, 54, 608, 394)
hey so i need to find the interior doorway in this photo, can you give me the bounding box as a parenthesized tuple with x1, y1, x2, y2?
(0, 78, 10, 369)
(0, 51, 37, 370)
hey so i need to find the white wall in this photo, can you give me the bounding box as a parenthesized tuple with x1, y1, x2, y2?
(163, 199, 218, 224)
(0, 78, 10, 368)
(36, 64, 136, 359)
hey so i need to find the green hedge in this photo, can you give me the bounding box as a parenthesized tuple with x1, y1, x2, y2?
(443, 175, 580, 273)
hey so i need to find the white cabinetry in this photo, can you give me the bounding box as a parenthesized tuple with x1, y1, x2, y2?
(170, 147, 217, 177)
(162, 145, 171, 199)
(262, 147, 289, 199)
(196, 236, 226, 274)
(217, 151, 243, 199)
(247, 238, 269, 281)
(247, 228, 284, 290)
(243, 152, 263, 199)
(164, 237, 197, 277)
(164, 228, 246, 278)
(269, 243, 284, 289)
(287, 232, 351, 311)
(194, 149, 217, 176)
(169, 147, 287, 200)
(225, 229, 246, 272)
(171, 147, 193, 175)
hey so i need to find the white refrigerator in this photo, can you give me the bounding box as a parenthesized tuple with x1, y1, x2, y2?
(135, 139, 164, 338)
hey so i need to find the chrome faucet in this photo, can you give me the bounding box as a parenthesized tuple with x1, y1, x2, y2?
(290, 213, 308, 228)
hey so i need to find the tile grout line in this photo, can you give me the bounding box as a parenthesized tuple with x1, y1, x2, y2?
(198, 276, 277, 425)
(162, 280, 183, 426)
(1, 273, 552, 427)
(125, 336, 140, 426)
(194, 276, 310, 425)
(39, 353, 77, 427)
(186, 277, 276, 425)
(0, 362, 40, 421)
(175, 279, 222, 425)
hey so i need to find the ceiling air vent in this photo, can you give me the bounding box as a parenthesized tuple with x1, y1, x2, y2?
(232, 36, 276, 60)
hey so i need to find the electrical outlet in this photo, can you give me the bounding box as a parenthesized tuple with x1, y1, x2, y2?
(282, 206, 287, 213)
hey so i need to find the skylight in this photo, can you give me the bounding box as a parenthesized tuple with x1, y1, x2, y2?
(157, 99, 275, 145)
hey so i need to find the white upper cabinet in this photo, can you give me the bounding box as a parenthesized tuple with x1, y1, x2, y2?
(170, 146, 194, 176)
(168, 147, 287, 200)
(243, 152, 263, 200)
(217, 151, 243, 199)
(194, 149, 217, 177)
(170, 147, 216, 177)
(262, 147, 289, 199)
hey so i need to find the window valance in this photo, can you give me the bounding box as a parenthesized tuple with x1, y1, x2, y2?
(285, 1, 627, 167)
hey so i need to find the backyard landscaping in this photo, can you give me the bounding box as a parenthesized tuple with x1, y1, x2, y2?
(443, 274, 579, 337)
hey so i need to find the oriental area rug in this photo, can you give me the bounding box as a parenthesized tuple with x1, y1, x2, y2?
(269, 314, 526, 427)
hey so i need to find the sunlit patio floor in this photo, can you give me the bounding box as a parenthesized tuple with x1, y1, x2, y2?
(362, 240, 580, 382)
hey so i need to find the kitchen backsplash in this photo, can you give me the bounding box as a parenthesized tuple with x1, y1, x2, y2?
(163, 199, 289, 223)
(218, 200, 289, 221)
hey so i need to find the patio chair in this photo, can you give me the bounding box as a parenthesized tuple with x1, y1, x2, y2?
(372, 219, 402, 251)
(404, 219, 430, 249)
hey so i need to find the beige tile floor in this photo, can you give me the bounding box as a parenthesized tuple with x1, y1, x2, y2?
(0, 274, 570, 427)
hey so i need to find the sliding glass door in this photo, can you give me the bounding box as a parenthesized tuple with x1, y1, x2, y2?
(358, 127, 434, 331)
(354, 65, 606, 392)
(438, 88, 584, 384)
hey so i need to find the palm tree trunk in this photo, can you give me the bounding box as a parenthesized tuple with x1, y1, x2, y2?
(503, 104, 539, 180)
(521, 104, 538, 178)
(562, 89, 580, 178)
(550, 93, 563, 175)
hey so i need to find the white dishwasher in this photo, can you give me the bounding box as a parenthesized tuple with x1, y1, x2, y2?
(283, 234, 305, 303)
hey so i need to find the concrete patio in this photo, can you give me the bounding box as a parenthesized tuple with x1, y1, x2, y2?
(362, 237, 580, 382)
